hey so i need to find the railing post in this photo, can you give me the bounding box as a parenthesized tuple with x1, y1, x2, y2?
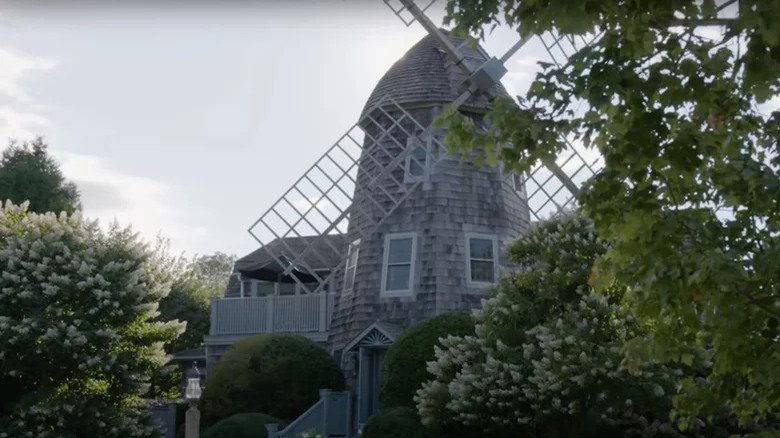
(346, 390, 353, 438)
(266, 295, 275, 332)
(318, 293, 328, 332)
(265, 423, 279, 438)
(320, 389, 331, 436)
(209, 297, 217, 334)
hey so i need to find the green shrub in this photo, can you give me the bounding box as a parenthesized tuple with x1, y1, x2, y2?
(379, 313, 475, 409)
(202, 413, 283, 438)
(199, 333, 344, 425)
(361, 407, 426, 438)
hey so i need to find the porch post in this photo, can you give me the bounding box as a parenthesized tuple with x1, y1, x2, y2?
(209, 297, 217, 334)
(265, 295, 275, 332)
(356, 347, 370, 427)
(318, 292, 328, 332)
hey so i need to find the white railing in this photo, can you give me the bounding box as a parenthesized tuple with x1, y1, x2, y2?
(210, 293, 336, 336)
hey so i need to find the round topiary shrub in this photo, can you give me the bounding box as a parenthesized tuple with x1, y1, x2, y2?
(361, 407, 426, 438)
(202, 413, 283, 438)
(199, 333, 344, 426)
(379, 312, 475, 409)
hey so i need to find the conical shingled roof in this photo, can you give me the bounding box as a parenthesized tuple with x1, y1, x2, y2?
(361, 29, 511, 116)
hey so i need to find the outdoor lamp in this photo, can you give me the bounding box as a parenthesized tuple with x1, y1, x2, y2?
(185, 362, 202, 404)
(185, 362, 203, 438)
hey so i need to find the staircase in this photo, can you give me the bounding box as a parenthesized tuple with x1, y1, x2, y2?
(265, 390, 353, 438)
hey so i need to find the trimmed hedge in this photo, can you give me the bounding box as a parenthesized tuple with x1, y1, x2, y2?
(379, 312, 475, 409)
(202, 413, 283, 438)
(199, 333, 344, 426)
(361, 407, 427, 438)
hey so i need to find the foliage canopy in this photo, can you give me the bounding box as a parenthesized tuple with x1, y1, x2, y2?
(379, 312, 475, 410)
(440, 0, 779, 426)
(202, 413, 283, 438)
(0, 201, 183, 438)
(199, 333, 344, 426)
(0, 137, 81, 215)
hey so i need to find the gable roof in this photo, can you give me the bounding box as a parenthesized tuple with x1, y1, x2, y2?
(343, 321, 405, 353)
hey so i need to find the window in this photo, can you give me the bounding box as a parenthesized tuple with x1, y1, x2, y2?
(381, 232, 417, 296)
(240, 279, 251, 297)
(466, 233, 498, 285)
(344, 239, 361, 291)
(254, 281, 275, 297)
(404, 136, 428, 182)
(278, 282, 296, 296)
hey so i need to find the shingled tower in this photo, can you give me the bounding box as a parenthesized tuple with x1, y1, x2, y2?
(327, 30, 531, 363)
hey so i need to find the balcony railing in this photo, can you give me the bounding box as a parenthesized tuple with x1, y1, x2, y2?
(209, 293, 336, 336)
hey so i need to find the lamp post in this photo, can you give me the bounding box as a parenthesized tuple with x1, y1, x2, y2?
(185, 362, 203, 438)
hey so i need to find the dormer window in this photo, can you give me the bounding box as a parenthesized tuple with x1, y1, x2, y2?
(344, 238, 361, 291)
(405, 136, 429, 183)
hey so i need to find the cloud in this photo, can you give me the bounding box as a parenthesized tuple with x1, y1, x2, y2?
(54, 151, 209, 255)
(0, 106, 50, 142)
(0, 47, 57, 102)
(501, 55, 543, 98)
(0, 46, 57, 142)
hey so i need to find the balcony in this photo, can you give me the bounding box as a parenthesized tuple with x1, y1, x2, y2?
(207, 293, 336, 344)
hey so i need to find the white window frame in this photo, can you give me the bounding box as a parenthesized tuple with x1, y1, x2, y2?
(381, 232, 417, 297)
(404, 136, 429, 183)
(344, 238, 361, 291)
(465, 232, 499, 286)
(511, 172, 528, 200)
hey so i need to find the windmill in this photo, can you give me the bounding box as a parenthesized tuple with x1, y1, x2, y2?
(246, 0, 602, 303)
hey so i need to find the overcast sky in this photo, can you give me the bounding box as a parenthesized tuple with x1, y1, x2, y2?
(0, 1, 558, 258)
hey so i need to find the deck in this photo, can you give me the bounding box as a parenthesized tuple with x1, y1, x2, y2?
(209, 292, 336, 336)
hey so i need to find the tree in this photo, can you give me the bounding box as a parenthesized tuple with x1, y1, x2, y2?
(415, 213, 765, 437)
(415, 214, 678, 437)
(151, 240, 232, 353)
(158, 276, 211, 353)
(379, 312, 474, 410)
(202, 413, 284, 438)
(0, 137, 81, 215)
(199, 333, 344, 426)
(186, 252, 236, 297)
(0, 201, 184, 438)
(438, 0, 779, 426)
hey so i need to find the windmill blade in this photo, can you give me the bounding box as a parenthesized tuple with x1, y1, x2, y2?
(248, 2, 604, 296)
(383, 0, 438, 27)
(384, 0, 611, 222)
(248, 94, 446, 295)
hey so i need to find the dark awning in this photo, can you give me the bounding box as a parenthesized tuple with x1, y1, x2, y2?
(238, 254, 320, 283)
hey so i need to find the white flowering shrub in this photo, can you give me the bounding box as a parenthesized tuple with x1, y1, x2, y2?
(0, 201, 184, 438)
(296, 429, 322, 438)
(415, 213, 682, 437)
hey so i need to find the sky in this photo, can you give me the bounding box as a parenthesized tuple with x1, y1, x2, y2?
(0, 1, 555, 258)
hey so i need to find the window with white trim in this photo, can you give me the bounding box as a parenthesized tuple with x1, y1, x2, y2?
(344, 238, 361, 291)
(381, 232, 417, 296)
(466, 233, 498, 284)
(404, 136, 428, 182)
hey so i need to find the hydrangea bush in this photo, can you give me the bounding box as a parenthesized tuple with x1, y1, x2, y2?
(0, 201, 184, 438)
(415, 213, 683, 437)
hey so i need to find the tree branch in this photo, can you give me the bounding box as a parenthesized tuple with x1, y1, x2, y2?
(662, 18, 737, 27)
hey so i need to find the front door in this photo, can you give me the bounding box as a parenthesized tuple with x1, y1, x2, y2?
(357, 346, 387, 426)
